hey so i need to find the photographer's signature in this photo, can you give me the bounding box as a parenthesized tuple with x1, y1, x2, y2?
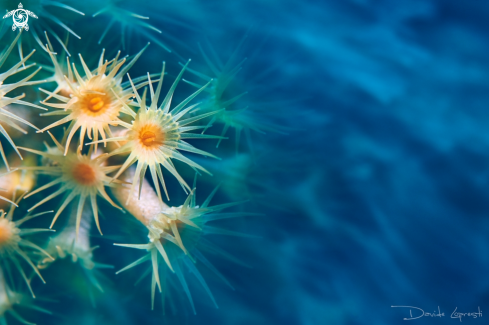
(391, 306, 482, 322)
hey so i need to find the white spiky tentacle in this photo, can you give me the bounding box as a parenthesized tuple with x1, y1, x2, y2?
(92, 61, 224, 207)
(38, 203, 111, 293)
(38, 44, 151, 154)
(18, 136, 123, 237)
(0, 193, 54, 298)
(0, 260, 52, 323)
(0, 31, 46, 171)
(112, 168, 257, 312)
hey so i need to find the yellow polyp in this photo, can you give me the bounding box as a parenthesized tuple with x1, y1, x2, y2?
(89, 97, 105, 112)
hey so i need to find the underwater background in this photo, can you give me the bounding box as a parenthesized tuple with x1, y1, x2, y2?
(0, 0, 488, 324)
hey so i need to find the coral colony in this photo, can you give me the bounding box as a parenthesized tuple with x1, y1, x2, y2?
(0, 1, 275, 323)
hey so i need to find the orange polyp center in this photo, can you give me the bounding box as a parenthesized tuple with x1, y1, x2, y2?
(139, 125, 164, 148)
(80, 91, 112, 116)
(72, 163, 97, 186)
(90, 97, 105, 112)
(0, 222, 12, 245)
(141, 131, 157, 145)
